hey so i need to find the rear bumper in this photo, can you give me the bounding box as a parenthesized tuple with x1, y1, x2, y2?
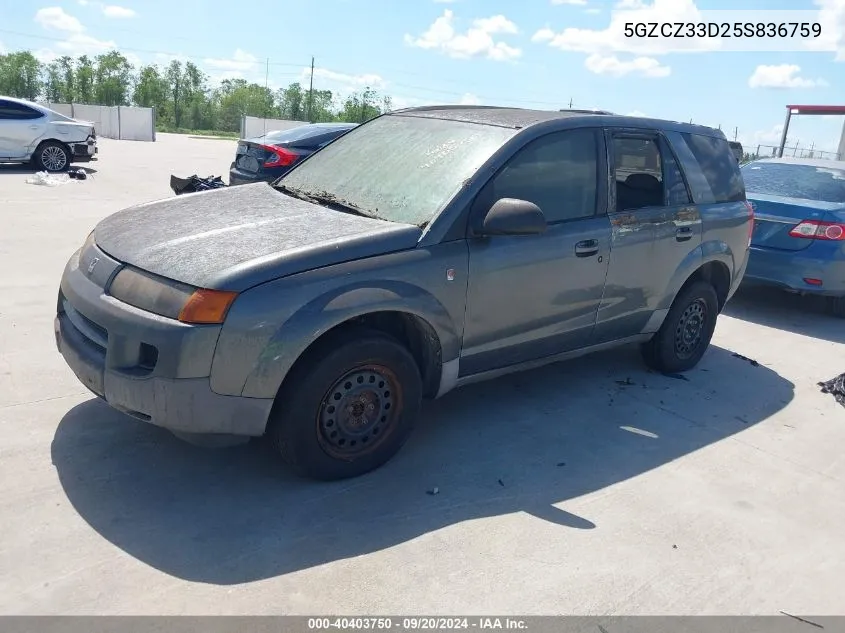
(743, 244, 845, 295)
(55, 247, 273, 436)
(228, 163, 289, 186)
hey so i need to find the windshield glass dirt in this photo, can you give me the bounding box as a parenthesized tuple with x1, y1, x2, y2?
(277, 114, 518, 226)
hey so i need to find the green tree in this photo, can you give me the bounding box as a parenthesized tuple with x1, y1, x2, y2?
(75, 55, 95, 103)
(0, 51, 43, 100)
(133, 65, 167, 109)
(338, 87, 383, 123)
(94, 50, 133, 106)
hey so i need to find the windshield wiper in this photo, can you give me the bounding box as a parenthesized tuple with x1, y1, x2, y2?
(273, 183, 316, 203)
(274, 183, 379, 219)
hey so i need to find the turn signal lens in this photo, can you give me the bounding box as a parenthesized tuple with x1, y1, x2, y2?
(178, 289, 238, 324)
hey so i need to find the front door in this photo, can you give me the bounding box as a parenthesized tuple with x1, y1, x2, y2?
(459, 127, 612, 377)
(591, 129, 703, 343)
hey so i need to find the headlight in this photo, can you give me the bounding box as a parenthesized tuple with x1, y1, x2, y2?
(108, 267, 238, 324)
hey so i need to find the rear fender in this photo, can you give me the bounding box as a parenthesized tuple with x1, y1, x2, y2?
(654, 239, 736, 313)
(237, 281, 460, 399)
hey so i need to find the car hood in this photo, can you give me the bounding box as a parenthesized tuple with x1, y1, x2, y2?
(93, 182, 423, 292)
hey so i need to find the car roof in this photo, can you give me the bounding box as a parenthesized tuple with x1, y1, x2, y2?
(749, 157, 845, 169)
(0, 95, 41, 107)
(389, 105, 726, 138)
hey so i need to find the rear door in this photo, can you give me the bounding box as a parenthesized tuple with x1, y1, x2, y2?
(592, 129, 702, 343)
(0, 100, 47, 158)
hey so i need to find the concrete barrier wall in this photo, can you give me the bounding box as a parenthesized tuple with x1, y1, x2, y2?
(240, 115, 309, 139)
(40, 103, 155, 142)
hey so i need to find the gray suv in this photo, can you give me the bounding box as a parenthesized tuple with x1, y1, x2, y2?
(55, 106, 752, 480)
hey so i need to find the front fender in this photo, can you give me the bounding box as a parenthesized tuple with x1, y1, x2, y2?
(240, 281, 461, 399)
(209, 243, 469, 399)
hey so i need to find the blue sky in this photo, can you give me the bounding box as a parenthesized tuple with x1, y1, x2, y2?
(1, 0, 844, 153)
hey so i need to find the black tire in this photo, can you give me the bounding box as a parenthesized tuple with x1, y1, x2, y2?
(33, 141, 70, 172)
(268, 327, 422, 481)
(829, 295, 845, 319)
(641, 280, 719, 374)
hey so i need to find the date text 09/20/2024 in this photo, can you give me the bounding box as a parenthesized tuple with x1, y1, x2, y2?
(307, 618, 528, 630)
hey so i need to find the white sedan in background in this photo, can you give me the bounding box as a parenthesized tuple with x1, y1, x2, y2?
(0, 96, 98, 172)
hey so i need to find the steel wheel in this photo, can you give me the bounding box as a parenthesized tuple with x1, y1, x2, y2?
(40, 145, 68, 171)
(316, 365, 403, 460)
(673, 298, 707, 360)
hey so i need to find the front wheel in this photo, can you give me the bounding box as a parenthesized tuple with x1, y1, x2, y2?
(641, 280, 719, 374)
(269, 328, 422, 481)
(34, 141, 70, 172)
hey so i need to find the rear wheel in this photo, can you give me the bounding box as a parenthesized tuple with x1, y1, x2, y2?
(34, 141, 70, 172)
(641, 280, 719, 374)
(269, 328, 422, 481)
(829, 295, 845, 319)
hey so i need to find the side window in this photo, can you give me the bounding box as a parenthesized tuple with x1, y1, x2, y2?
(612, 136, 665, 211)
(680, 133, 745, 203)
(0, 101, 41, 120)
(662, 142, 691, 206)
(487, 128, 598, 223)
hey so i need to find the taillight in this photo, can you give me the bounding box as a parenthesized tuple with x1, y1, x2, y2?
(788, 220, 845, 241)
(261, 145, 298, 168)
(744, 200, 754, 245)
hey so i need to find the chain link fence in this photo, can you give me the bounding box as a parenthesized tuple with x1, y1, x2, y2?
(749, 144, 841, 161)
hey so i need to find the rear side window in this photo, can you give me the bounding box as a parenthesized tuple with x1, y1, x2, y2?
(489, 128, 599, 223)
(0, 100, 42, 120)
(679, 133, 745, 203)
(742, 162, 845, 203)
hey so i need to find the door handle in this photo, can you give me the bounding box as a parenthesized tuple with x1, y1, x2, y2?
(575, 239, 599, 257)
(675, 227, 694, 242)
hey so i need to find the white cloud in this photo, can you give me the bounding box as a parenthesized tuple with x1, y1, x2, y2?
(35, 7, 84, 33)
(0, 41, 6, 55)
(748, 64, 828, 89)
(404, 9, 522, 61)
(459, 92, 481, 105)
(584, 53, 670, 77)
(102, 5, 136, 18)
(305, 67, 387, 91)
(585, 7, 602, 13)
(204, 49, 260, 72)
(56, 33, 117, 55)
(627, 110, 648, 117)
(809, 0, 845, 60)
(552, 0, 587, 4)
(534, 0, 718, 56)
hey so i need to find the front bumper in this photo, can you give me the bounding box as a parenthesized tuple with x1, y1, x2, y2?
(743, 245, 845, 296)
(55, 245, 273, 436)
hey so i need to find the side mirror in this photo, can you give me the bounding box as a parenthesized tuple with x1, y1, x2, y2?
(478, 198, 547, 236)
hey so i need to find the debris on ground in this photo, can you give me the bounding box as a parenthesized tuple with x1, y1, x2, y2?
(818, 372, 845, 407)
(25, 171, 70, 186)
(498, 479, 505, 487)
(556, 462, 566, 467)
(732, 353, 760, 367)
(170, 174, 228, 195)
(615, 377, 635, 386)
(67, 167, 88, 180)
(663, 372, 690, 381)
(426, 487, 439, 496)
(735, 416, 749, 425)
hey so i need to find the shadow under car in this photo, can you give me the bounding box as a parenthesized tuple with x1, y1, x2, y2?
(52, 342, 793, 585)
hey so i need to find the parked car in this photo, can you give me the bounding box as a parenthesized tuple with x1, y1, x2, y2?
(741, 157, 845, 317)
(729, 141, 743, 162)
(229, 122, 357, 185)
(0, 96, 97, 171)
(55, 106, 751, 480)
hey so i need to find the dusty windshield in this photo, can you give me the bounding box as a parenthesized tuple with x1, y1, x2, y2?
(277, 114, 518, 226)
